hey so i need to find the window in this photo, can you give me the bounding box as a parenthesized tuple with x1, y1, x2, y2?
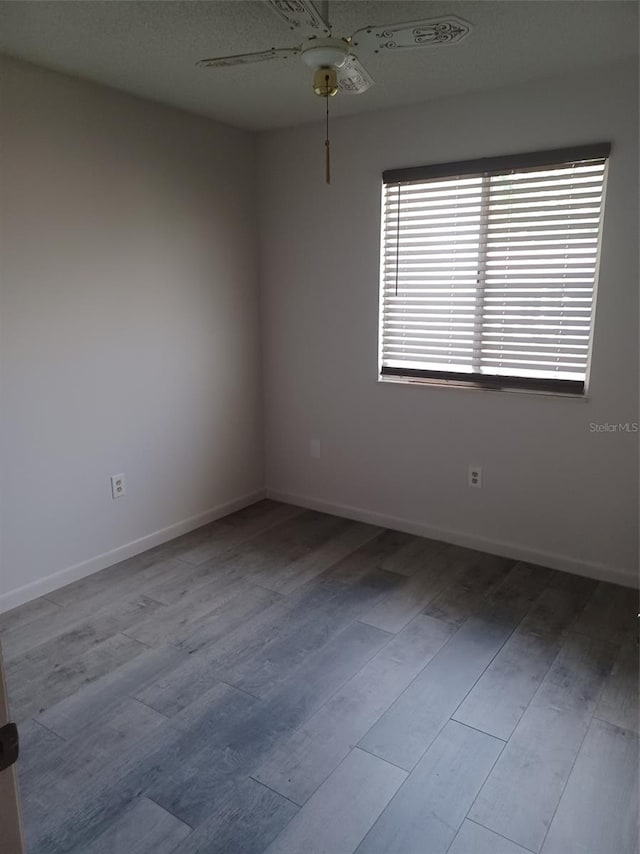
(379, 144, 610, 394)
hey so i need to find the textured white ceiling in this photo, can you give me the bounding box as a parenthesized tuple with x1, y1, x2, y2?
(0, 1, 637, 130)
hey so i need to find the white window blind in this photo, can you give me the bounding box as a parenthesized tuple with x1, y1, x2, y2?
(380, 144, 610, 393)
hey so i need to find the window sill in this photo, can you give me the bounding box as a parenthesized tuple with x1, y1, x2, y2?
(378, 374, 590, 401)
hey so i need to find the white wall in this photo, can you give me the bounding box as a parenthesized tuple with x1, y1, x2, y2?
(0, 56, 264, 610)
(259, 60, 639, 587)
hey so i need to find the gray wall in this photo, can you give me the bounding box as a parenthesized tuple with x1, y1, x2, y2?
(259, 59, 639, 586)
(0, 56, 264, 609)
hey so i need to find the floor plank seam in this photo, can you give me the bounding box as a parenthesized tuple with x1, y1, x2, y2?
(118, 631, 158, 650)
(447, 593, 550, 726)
(535, 706, 609, 854)
(132, 696, 174, 720)
(135, 594, 169, 608)
(216, 679, 263, 701)
(351, 743, 412, 773)
(449, 718, 507, 743)
(269, 618, 398, 736)
(458, 591, 615, 853)
(351, 617, 467, 761)
(567, 626, 626, 643)
(186, 508, 306, 569)
(143, 794, 195, 831)
(591, 714, 639, 736)
(250, 582, 288, 598)
(463, 817, 538, 854)
(180, 552, 230, 568)
(247, 775, 304, 808)
(30, 717, 68, 742)
(295, 615, 398, 703)
(461, 718, 511, 834)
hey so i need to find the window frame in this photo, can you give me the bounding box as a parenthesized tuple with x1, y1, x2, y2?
(378, 143, 611, 396)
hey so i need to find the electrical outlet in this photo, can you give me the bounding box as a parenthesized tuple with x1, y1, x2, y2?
(309, 439, 321, 460)
(468, 466, 482, 488)
(110, 473, 126, 499)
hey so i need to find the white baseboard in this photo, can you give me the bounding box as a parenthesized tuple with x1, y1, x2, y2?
(0, 489, 266, 615)
(267, 489, 639, 590)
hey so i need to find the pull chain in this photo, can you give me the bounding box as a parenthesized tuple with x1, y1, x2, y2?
(325, 75, 331, 185)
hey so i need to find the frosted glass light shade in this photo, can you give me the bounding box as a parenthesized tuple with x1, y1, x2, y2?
(301, 40, 348, 69)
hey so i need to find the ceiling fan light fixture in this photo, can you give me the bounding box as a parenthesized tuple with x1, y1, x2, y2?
(313, 67, 338, 97)
(301, 38, 349, 70)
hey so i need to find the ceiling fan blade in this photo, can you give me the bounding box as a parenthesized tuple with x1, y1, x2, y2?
(264, 0, 331, 38)
(337, 55, 374, 95)
(351, 16, 471, 53)
(196, 47, 300, 68)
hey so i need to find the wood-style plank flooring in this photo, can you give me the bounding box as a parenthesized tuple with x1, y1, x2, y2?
(1, 500, 637, 854)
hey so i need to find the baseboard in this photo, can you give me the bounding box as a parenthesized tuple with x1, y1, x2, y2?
(266, 489, 639, 590)
(0, 489, 267, 615)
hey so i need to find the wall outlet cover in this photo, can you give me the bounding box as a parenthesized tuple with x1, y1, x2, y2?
(468, 466, 482, 488)
(110, 473, 126, 499)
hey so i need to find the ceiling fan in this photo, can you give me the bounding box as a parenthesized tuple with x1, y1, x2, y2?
(197, 0, 471, 182)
